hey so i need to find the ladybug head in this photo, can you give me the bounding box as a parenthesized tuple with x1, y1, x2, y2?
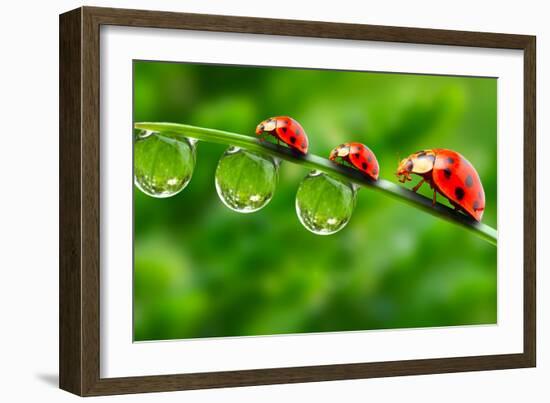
(396, 150, 436, 183)
(329, 144, 350, 161)
(255, 118, 276, 135)
(396, 157, 414, 183)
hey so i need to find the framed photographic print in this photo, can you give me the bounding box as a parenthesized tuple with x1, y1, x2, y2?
(59, 6, 536, 396)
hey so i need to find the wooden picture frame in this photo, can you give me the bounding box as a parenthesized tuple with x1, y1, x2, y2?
(59, 6, 536, 396)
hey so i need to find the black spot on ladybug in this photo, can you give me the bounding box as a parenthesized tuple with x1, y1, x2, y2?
(362, 162, 367, 170)
(289, 136, 296, 144)
(455, 187, 465, 200)
(443, 168, 452, 179)
(282, 127, 287, 133)
(447, 157, 455, 164)
(465, 175, 473, 187)
(372, 169, 378, 175)
(473, 200, 480, 210)
(354, 153, 361, 158)
(301, 142, 307, 149)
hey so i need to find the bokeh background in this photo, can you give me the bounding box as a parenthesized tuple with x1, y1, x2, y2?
(133, 61, 497, 341)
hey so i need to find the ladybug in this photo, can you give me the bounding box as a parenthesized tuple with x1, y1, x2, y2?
(255, 116, 308, 154)
(329, 142, 380, 180)
(396, 149, 485, 222)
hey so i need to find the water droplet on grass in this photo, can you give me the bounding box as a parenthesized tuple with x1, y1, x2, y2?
(295, 171, 356, 235)
(134, 132, 196, 198)
(215, 147, 278, 213)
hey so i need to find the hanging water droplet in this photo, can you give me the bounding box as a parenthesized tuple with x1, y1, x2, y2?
(215, 147, 279, 213)
(134, 132, 196, 198)
(295, 171, 357, 235)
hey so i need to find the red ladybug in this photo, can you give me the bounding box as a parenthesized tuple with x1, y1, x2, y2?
(329, 142, 379, 180)
(396, 149, 485, 222)
(255, 116, 308, 154)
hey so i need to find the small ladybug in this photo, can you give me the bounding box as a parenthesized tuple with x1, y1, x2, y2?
(329, 142, 380, 180)
(255, 116, 308, 154)
(396, 149, 485, 222)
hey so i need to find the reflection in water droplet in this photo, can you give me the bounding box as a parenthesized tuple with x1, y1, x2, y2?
(295, 171, 357, 235)
(134, 133, 196, 198)
(215, 147, 278, 213)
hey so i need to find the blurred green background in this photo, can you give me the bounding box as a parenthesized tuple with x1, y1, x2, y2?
(133, 61, 497, 341)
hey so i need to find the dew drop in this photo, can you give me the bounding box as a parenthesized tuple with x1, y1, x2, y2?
(134, 132, 196, 198)
(215, 147, 278, 213)
(295, 171, 356, 235)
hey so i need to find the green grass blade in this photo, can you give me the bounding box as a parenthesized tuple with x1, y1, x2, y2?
(134, 122, 497, 246)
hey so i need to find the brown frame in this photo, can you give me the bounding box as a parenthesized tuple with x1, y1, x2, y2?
(59, 6, 536, 396)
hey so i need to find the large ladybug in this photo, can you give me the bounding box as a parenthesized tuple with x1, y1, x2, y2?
(396, 149, 485, 222)
(255, 116, 308, 154)
(329, 142, 379, 180)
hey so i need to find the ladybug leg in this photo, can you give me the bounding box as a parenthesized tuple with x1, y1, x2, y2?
(432, 190, 437, 206)
(412, 179, 425, 193)
(398, 173, 412, 183)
